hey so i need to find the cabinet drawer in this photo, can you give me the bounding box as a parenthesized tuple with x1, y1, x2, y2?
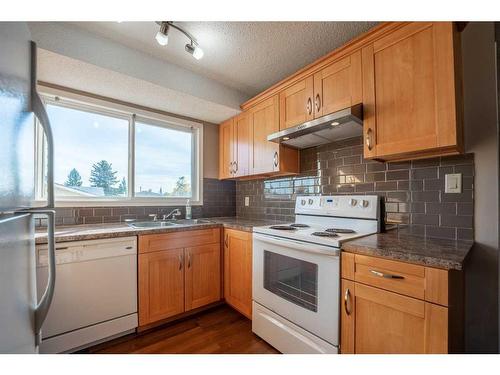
(342, 252, 449, 306)
(139, 228, 220, 254)
(354, 254, 426, 300)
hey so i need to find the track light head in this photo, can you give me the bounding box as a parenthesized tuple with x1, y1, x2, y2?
(155, 22, 169, 46)
(185, 42, 204, 60)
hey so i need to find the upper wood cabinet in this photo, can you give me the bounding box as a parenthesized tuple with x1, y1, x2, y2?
(279, 76, 314, 130)
(313, 50, 362, 117)
(223, 228, 253, 319)
(138, 229, 221, 327)
(362, 22, 463, 160)
(218, 118, 234, 179)
(234, 112, 251, 177)
(219, 95, 299, 180)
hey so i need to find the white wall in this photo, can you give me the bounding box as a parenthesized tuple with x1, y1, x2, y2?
(461, 22, 499, 353)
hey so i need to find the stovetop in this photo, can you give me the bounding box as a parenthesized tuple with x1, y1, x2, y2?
(253, 222, 376, 248)
(253, 195, 381, 248)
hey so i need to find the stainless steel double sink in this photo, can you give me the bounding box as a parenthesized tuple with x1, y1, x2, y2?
(128, 219, 213, 228)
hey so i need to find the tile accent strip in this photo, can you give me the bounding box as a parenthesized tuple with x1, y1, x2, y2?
(236, 137, 474, 240)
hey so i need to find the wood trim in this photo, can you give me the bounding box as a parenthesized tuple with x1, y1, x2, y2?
(340, 279, 355, 353)
(240, 22, 407, 111)
(424, 302, 448, 353)
(341, 252, 355, 280)
(138, 228, 220, 254)
(425, 267, 449, 306)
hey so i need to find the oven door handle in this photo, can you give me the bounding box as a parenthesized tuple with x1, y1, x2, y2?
(253, 233, 340, 257)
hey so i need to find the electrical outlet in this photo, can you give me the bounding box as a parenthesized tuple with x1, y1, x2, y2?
(245, 196, 250, 206)
(445, 173, 462, 193)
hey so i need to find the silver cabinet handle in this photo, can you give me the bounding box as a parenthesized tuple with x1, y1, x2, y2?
(273, 151, 279, 167)
(224, 234, 229, 248)
(306, 97, 312, 115)
(315, 94, 321, 112)
(344, 288, 352, 316)
(229, 162, 233, 175)
(370, 269, 405, 279)
(234, 161, 238, 173)
(178, 254, 183, 270)
(366, 128, 373, 151)
(187, 252, 191, 268)
(31, 42, 54, 209)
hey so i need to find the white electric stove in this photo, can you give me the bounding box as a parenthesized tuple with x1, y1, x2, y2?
(252, 194, 381, 354)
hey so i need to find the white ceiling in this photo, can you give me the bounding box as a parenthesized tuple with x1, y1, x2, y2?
(68, 22, 378, 97)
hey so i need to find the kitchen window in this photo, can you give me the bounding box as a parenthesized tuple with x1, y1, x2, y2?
(35, 90, 203, 206)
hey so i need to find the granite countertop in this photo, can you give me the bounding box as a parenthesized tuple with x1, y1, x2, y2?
(341, 228, 474, 270)
(35, 217, 282, 245)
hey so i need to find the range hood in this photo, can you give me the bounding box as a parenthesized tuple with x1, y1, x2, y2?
(267, 103, 363, 149)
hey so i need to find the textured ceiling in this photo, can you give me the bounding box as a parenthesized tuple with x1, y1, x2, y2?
(68, 22, 378, 97)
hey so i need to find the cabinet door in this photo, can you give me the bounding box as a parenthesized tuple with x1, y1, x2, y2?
(251, 95, 280, 175)
(218, 118, 235, 179)
(185, 244, 221, 311)
(224, 229, 253, 319)
(313, 51, 362, 118)
(138, 249, 185, 326)
(362, 22, 460, 160)
(344, 282, 448, 354)
(279, 76, 314, 130)
(234, 112, 251, 177)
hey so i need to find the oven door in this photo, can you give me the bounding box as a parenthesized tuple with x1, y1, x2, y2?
(252, 233, 340, 346)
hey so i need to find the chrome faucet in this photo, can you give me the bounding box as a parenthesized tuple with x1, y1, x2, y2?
(162, 208, 181, 221)
(148, 214, 158, 221)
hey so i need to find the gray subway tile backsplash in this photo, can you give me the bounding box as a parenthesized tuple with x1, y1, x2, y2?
(38, 178, 236, 227)
(235, 136, 474, 240)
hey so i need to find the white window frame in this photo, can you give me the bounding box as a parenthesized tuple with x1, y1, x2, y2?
(35, 87, 203, 207)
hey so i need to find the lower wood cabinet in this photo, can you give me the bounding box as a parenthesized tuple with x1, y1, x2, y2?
(138, 229, 221, 327)
(223, 228, 253, 319)
(340, 252, 463, 354)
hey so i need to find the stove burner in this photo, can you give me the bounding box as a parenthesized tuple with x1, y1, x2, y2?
(269, 225, 297, 231)
(290, 223, 310, 228)
(311, 231, 339, 237)
(326, 228, 356, 234)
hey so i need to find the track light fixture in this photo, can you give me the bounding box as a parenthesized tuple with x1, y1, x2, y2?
(155, 21, 204, 60)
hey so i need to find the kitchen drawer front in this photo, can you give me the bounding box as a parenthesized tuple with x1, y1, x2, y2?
(139, 228, 221, 254)
(354, 254, 425, 300)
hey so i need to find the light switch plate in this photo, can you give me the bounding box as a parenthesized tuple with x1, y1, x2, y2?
(445, 173, 462, 193)
(245, 196, 250, 206)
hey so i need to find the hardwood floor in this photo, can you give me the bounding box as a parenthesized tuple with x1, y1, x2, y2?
(79, 305, 279, 354)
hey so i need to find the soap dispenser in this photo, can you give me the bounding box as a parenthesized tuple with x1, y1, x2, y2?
(185, 199, 192, 219)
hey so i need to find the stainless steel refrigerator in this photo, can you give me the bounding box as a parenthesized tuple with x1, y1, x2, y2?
(0, 22, 56, 353)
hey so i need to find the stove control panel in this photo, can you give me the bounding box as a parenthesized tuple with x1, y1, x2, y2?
(295, 195, 380, 219)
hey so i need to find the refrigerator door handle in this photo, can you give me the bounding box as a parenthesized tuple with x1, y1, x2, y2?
(30, 41, 54, 209)
(19, 209, 57, 344)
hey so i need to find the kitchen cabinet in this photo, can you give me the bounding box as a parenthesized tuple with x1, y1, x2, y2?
(251, 95, 300, 176)
(362, 22, 463, 161)
(313, 51, 362, 118)
(279, 76, 314, 130)
(234, 112, 252, 177)
(223, 228, 253, 319)
(218, 118, 234, 179)
(340, 252, 464, 354)
(138, 229, 221, 327)
(219, 95, 299, 180)
(279, 51, 362, 130)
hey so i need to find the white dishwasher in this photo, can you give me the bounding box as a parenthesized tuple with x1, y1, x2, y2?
(36, 236, 138, 353)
